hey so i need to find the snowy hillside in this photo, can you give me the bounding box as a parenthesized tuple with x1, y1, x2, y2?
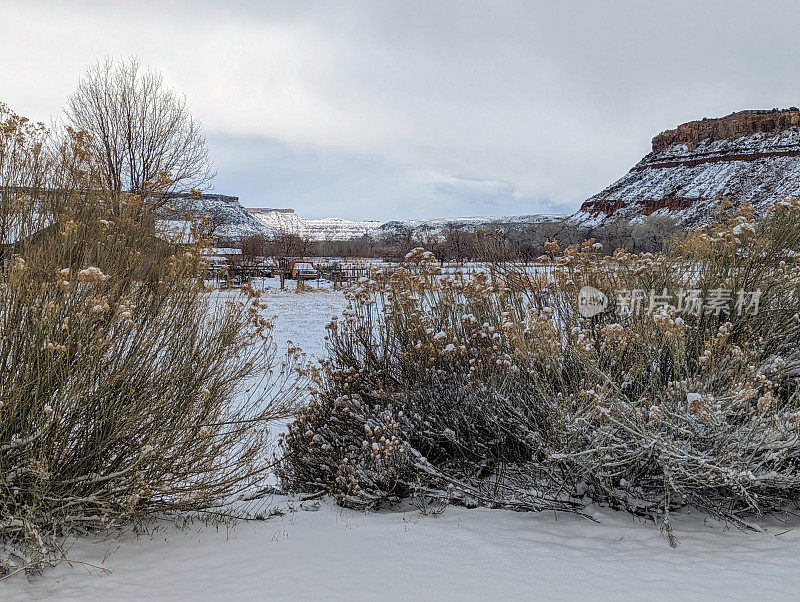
(248, 208, 381, 241)
(158, 194, 274, 243)
(572, 109, 800, 228)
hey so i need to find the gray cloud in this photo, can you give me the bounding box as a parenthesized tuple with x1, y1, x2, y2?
(2, 0, 799, 220)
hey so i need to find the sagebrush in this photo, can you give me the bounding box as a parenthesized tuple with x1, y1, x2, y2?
(279, 202, 800, 543)
(0, 103, 300, 572)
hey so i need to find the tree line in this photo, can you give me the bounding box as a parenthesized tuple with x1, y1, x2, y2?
(238, 214, 684, 264)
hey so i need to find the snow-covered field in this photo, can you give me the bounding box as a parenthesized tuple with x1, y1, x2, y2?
(13, 496, 800, 601)
(8, 279, 800, 601)
(253, 278, 346, 359)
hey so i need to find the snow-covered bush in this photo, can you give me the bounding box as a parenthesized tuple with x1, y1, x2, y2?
(0, 104, 300, 571)
(280, 204, 800, 543)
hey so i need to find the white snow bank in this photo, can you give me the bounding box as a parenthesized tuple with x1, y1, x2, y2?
(10, 498, 800, 601)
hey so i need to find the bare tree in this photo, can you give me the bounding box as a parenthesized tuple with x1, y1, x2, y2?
(631, 215, 682, 252)
(442, 222, 476, 264)
(65, 58, 214, 205)
(267, 232, 310, 290)
(240, 233, 269, 266)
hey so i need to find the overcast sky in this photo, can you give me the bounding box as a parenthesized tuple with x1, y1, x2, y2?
(2, 0, 800, 220)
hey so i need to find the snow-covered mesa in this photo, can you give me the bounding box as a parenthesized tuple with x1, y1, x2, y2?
(248, 208, 568, 242)
(376, 213, 565, 237)
(571, 109, 800, 228)
(248, 208, 381, 241)
(157, 194, 274, 243)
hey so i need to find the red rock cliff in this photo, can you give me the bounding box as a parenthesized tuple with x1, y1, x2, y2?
(651, 108, 800, 152)
(572, 107, 800, 228)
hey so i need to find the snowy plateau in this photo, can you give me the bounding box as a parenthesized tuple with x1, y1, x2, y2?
(572, 108, 800, 228)
(247, 208, 382, 242)
(247, 208, 567, 242)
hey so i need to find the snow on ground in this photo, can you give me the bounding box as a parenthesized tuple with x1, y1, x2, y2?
(8, 280, 800, 600)
(12, 497, 800, 601)
(253, 277, 347, 359)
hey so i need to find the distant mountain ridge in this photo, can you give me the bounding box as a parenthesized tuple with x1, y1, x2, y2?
(248, 208, 567, 242)
(163, 195, 567, 244)
(247, 208, 381, 241)
(572, 108, 800, 228)
(376, 214, 566, 238)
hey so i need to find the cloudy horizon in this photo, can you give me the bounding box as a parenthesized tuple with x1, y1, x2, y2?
(3, 0, 800, 221)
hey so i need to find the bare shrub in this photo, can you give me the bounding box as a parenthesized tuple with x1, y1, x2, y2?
(0, 103, 300, 572)
(279, 204, 800, 543)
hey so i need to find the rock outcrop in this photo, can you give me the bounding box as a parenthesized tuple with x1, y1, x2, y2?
(572, 108, 800, 227)
(651, 108, 800, 152)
